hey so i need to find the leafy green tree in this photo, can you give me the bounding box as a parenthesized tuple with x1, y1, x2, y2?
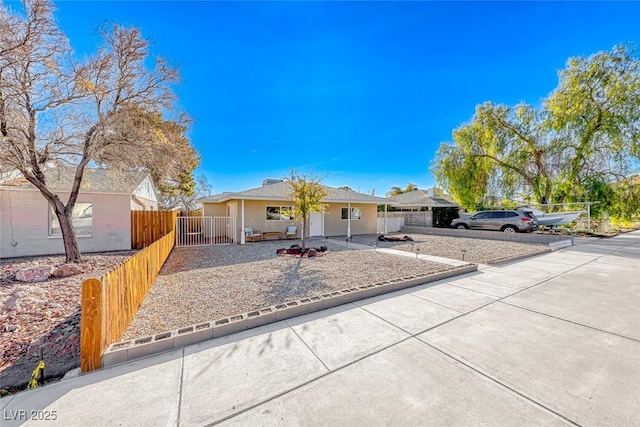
(432, 102, 557, 209)
(432, 44, 640, 219)
(287, 171, 327, 249)
(386, 182, 418, 197)
(148, 120, 202, 210)
(609, 176, 640, 222)
(546, 45, 640, 188)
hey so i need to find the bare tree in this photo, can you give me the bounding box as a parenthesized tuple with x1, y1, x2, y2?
(0, 0, 195, 262)
(159, 174, 211, 212)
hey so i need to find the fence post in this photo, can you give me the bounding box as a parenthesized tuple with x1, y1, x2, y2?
(80, 278, 103, 372)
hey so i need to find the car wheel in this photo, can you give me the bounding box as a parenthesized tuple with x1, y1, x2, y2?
(502, 225, 517, 233)
(455, 224, 468, 230)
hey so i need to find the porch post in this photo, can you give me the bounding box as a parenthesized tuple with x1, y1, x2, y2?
(347, 202, 352, 238)
(241, 199, 245, 244)
(384, 204, 388, 234)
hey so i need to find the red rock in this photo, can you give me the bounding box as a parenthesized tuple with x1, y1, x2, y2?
(15, 266, 54, 282)
(52, 264, 84, 278)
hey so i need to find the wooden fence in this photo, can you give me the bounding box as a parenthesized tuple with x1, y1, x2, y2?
(80, 228, 176, 372)
(131, 210, 179, 249)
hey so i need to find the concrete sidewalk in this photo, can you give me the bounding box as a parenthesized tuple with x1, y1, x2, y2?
(2, 231, 639, 426)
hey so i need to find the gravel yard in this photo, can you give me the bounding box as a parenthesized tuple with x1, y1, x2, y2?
(124, 235, 548, 340)
(123, 239, 454, 339)
(350, 233, 549, 264)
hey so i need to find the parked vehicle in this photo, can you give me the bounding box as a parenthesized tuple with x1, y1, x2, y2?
(451, 209, 539, 233)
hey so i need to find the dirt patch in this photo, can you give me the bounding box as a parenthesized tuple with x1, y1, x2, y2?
(0, 251, 136, 394)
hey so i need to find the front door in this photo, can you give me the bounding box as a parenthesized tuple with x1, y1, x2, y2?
(309, 212, 323, 236)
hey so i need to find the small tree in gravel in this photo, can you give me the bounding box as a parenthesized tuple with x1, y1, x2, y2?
(287, 171, 327, 250)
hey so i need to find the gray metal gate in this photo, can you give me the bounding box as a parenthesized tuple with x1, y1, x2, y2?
(212, 216, 236, 245)
(176, 216, 212, 247)
(176, 216, 236, 246)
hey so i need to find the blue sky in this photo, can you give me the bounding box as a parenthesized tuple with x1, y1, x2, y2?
(46, 1, 640, 195)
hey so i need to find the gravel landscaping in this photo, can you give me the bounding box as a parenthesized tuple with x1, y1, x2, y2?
(350, 233, 549, 264)
(123, 234, 548, 340)
(122, 239, 455, 340)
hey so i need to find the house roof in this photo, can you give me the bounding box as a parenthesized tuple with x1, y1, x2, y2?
(387, 190, 458, 208)
(199, 181, 388, 205)
(0, 164, 150, 195)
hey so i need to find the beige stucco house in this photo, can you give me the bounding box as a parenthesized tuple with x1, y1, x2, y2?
(0, 165, 158, 258)
(198, 181, 389, 244)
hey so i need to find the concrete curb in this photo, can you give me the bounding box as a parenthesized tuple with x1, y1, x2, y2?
(102, 264, 478, 368)
(484, 248, 552, 265)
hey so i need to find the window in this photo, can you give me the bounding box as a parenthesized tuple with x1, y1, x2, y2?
(266, 206, 294, 221)
(489, 211, 506, 219)
(341, 207, 362, 220)
(473, 212, 490, 220)
(50, 202, 93, 236)
(505, 211, 519, 218)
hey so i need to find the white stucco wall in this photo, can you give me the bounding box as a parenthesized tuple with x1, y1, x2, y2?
(131, 176, 159, 210)
(0, 189, 132, 258)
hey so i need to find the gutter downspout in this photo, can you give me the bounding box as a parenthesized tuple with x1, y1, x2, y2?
(384, 204, 388, 234)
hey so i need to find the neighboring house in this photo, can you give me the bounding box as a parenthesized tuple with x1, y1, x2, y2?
(386, 187, 458, 210)
(0, 164, 159, 258)
(385, 187, 459, 227)
(198, 181, 389, 244)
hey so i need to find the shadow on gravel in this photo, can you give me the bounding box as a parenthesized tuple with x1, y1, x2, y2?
(256, 257, 333, 306)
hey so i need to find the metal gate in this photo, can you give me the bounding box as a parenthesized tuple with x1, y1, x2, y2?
(212, 216, 236, 245)
(176, 216, 212, 247)
(175, 216, 236, 247)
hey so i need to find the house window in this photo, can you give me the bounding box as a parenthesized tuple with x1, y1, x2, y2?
(266, 206, 295, 221)
(341, 207, 362, 220)
(50, 203, 93, 236)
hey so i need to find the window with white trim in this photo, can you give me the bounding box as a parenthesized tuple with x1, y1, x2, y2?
(266, 206, 295, 221)
(341, 207, 362, 220)
(50, 203, 93, 236)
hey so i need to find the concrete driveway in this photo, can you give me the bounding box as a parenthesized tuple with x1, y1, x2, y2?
(1, 231, 638, 426)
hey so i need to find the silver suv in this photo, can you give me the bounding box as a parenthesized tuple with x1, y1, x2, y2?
(451, 209, 538, 233)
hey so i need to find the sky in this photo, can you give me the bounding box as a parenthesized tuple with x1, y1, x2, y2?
(36, 1, 640, 195)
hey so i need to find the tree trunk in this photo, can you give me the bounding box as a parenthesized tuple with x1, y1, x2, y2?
(50, 201, 82, 263)
(301, 216, 307, 250)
